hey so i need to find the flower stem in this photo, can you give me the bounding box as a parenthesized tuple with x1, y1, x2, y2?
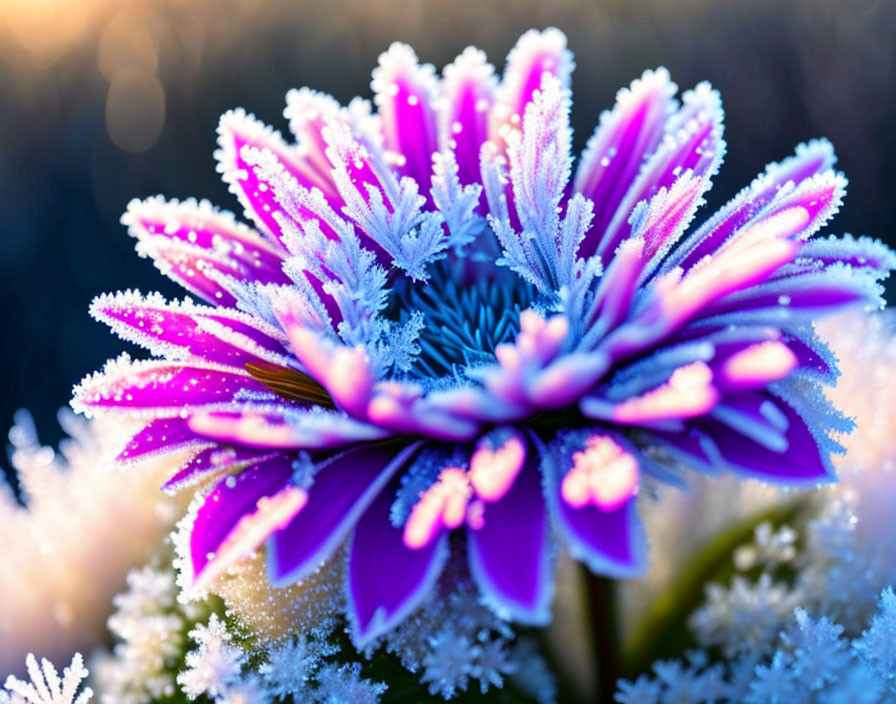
(586, 571, 620, 703)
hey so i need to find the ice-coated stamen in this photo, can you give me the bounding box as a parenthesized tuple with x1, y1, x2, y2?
(560, 435, 639, 512)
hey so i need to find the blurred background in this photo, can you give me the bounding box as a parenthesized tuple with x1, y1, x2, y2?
(1, 0, 894, 456)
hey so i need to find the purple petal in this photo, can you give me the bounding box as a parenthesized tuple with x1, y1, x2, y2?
(347, 486, 448, 647)
(118, 417, 205, 463)
(91, 292, 292, 369)
(467, 456, 552, 624)
(73, 356, 268, 417)
(672, 140, 837, 270)
(543, 433, 647, 577)
(189, 407, 388, 450)
(601, 212, 806, 361)
(283, 88, 346, 198)
(122, 197, 289, 306)
(268, 442, 420, 585)
(576, 68, 677, 257)
(191, 454, 303, 587)
(704, 393, 836, 485)
(596, 82, 724, 265)
(707, 268, 879, 317)
(162, 446, 274, 493)
(216, 109, 331, 245)
(441, 47, 496, 186)
(492, 28, 572, 140)
(373, 43, 440, 190)
(644, 427, 720, 476)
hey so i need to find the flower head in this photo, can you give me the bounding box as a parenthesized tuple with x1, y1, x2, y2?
(74, 28, 894, 646)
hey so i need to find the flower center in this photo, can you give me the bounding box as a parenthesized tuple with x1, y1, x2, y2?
(391, 256, 537, 381)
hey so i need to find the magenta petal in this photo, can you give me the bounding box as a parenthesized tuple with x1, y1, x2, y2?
(596, 82, 724, 264)
(493, 28, 572, 134)
(373, 43, 440, 190)
(162, 446, 273, 493)
(706, 393, 836, 485)
(118, 417, 204, 463)
(74, 357, 268, 417)
(190, 454, 294, 580)
(91, 292, 291, 369)
(189, 407, 388, 450)
(122, 197, 289, 306)
(216, 109, 331, 245)
(441, 47, 496, 187)
(347, 486, 448, 647)
(673, 140, 836, 270)
(576, 68, 676, 257)
(543, 436, 646, 577)
(467, 459, 552, 624)
(268, 442, 420, 585)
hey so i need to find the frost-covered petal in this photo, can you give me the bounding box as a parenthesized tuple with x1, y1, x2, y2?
(440, 47, 497, 186)
(467, 452, 552, 624)
(373, 42, 440, 189)
(117, 416, 206, 463)
(347, 487, 449, 648)
(491, 28, 573, 144)
(543, 433, 646, 577)
(123, 197, 289, 306)
(575, 67, 677, 257)
(669, 139, 838, 271)
(188, 407, 389, 450)
(91, 291, 292, 369)
(190, 455, 307, 588)
(703, 392, 840, 485)
(216, 109, 331, 245)
(595, 81, 725, 265)
(162, 445, 274, 493)
(268, 442, 420, 585)
(73, 355, 269, 418)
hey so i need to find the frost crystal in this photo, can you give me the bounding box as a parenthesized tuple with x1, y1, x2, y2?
(178, 615, 245, 699)
(1, 654, 92, 704)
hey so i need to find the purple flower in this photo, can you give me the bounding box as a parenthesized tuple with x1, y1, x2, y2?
(74, 29, 893, 647)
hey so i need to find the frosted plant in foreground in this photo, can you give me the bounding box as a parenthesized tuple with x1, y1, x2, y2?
(73, 27, 894, 649)
(616, 588, 896, 703)
(615, 311, 896, 702)
(91, 566, 196, 704)
(1, 654, 92, 704)
(0, 411, 186, 675)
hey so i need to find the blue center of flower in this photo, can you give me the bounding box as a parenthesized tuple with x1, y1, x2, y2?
(391, 257, 537, 381)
